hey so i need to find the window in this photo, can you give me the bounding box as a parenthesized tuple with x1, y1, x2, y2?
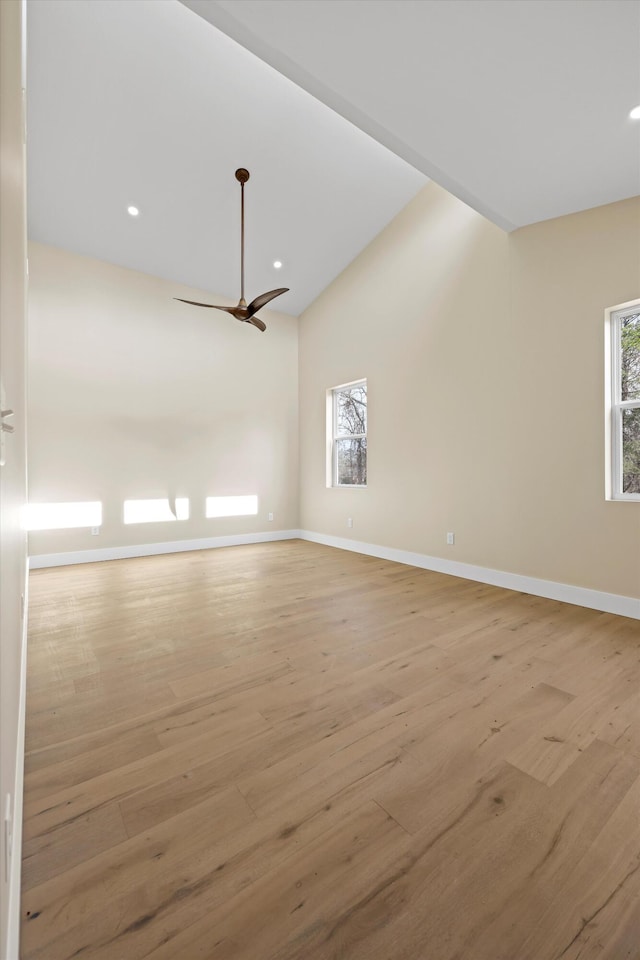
(206, 495, 258, 518)
(24, 501, 103, 531)
(607, 301, 640, 500)
(329, 380, 367, 486)
(123, 498, 189, 524)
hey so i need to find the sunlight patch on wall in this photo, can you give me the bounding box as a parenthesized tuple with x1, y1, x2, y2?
(206, 495, 258, 518)
(123, 498, 189, 524)
(24, 501, 103, 530)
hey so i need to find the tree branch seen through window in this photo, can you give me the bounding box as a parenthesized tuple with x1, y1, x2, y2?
(332, 382, 367, 486)
(620, 313, 640, 493)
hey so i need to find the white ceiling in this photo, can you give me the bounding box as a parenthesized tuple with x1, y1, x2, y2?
(26, 0, 426, 316)
(183, 0, 640, 231)
(27, 0, 640, 319)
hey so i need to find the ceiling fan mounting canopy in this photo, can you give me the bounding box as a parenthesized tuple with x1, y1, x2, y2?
(174, 167, 288, 332)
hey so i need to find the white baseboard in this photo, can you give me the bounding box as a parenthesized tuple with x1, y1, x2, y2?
(28, 529, 302, 569)
(298, 530, 640, 620)
(28, 528, 639, 620)
(6, 561, 28, 960)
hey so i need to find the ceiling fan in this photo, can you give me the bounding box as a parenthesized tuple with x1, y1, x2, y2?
(175, 168, 288, 332)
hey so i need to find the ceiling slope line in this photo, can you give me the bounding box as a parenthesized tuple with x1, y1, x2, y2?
(180, 0, 517, 234)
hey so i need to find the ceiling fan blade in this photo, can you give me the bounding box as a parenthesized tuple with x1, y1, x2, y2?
(247, 316, 267, 332)
(174, 298, 236, 313)
(247, 288, 289, 314)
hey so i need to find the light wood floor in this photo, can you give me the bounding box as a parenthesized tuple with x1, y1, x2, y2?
(21, 540, 640, 960)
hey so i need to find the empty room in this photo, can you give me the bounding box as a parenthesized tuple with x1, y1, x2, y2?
(1, 0, 640, 958)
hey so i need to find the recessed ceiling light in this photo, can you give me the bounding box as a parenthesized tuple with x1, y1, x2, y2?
(127, 205, 139, 216)
(629, 105, 640, 120)
(273, 260, 282, 269)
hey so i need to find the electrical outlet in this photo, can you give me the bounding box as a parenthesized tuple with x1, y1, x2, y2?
(91, 527, 100, 536)
(347, 517, 353, 529)
(446, 532, 455, 545)
(267, 512, 273, 522)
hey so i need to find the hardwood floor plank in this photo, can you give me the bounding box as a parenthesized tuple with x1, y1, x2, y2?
(25, 678, 179, 751)
(21, 785, 256, 960)
(438, 741, 640, 960)
(597, 692, 640, 758)
(21, 801, 128, 891)
(266, 761, 547, 960)
(143, 800, 412, 960)
(507, 678, 639, 785)
(376, 681, 574, 834)
(262, 746, 637, 960)
(23, 728, 165, 806)
(23, 718, 274, 843)
(514, 768, 640, 960)
(168, 655, 293, 701)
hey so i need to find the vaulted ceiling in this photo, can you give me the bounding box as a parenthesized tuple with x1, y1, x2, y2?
(27, 0, 640, 316)
(183, 0, 640, 230)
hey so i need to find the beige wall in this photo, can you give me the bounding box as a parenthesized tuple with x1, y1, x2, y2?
(299, 182, 640, 600)
(28, 243, 299, 556)
(0, 0, 28, 954)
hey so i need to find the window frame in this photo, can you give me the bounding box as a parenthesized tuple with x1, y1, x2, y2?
(328, 378, 367, 488)
(606, 299, 640, 501)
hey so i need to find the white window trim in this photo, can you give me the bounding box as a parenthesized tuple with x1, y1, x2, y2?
(606, 299, 640, 501)
(327, 378, 367, 488)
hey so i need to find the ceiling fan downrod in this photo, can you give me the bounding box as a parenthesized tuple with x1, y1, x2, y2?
(174, 167, 289, 333)
(235, 167, 249, 307)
